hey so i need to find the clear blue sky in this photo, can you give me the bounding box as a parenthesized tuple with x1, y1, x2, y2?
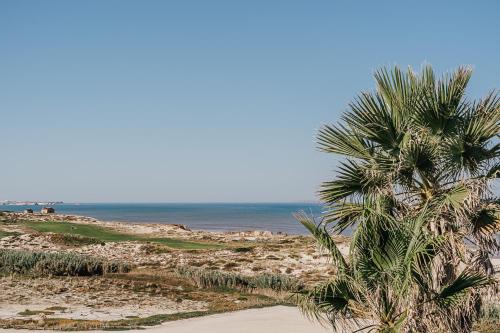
(1, 1, 499, 203)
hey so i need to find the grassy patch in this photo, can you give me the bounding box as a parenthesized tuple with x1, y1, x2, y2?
(0, 249, 130, 276)
(24, 221, 223, 250)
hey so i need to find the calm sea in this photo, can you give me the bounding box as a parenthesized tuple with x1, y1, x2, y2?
(2, 203, 324, 235)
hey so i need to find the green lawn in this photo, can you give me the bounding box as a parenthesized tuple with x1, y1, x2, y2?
(23, 221, 223, 250)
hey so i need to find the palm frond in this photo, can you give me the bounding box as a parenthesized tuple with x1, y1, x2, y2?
(345, 92, 404, 152)
(464, 91, 500, 144)
(471, 207, 500, 237)
(295, 212, 348, 272)
(374, 66, 418, 131)
(441, 134, 491, 178)
(469, 206, 500, 252)
(317, 123, 373, 159)
(319, 160, 389, 205)
(322, 202, 365, 234)
(294, 278, 362, 332)
(431, 183, 470, 213)
(442, 91, 500, 177)
(434, 270, 492, 307)
(398, 135, 438, 188)
(413, 67, 472, 137)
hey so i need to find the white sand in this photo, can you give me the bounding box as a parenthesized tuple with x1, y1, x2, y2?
(0, 306, 339, 333)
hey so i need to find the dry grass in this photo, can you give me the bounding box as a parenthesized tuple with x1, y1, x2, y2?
(0, 249, 131, 276)
(175, 266, 304, 292)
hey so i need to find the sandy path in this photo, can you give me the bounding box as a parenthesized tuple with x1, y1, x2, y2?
(0, 306, 339, 333)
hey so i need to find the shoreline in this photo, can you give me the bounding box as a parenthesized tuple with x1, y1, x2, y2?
(0, 211, 320, 240)
(0, 202, 321, 235)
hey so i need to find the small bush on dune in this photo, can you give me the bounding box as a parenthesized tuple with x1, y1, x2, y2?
(0, 249, 131, 276)
(232, 246, 253, 253)
(47, 233, 104, 247)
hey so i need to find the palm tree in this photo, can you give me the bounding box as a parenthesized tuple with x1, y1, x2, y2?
(295, 204, 492, 332)
(298, 65, 499, 331)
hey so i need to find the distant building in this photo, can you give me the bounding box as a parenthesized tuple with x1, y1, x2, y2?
(41, 207, 55, 214)
(24, 209, 33, 214)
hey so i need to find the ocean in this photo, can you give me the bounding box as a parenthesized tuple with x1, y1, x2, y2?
(2, 203, 324, 235)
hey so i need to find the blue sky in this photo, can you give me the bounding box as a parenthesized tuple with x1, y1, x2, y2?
(1, 0, 499, 202)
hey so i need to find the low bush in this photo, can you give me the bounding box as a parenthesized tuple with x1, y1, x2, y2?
(232, 247, 253, 253)
(47, 233, 104, 247)
(0, 249, 131, 276)
(175, 266, 303, 292)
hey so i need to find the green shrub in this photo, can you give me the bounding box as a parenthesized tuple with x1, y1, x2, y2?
(0, 249, 131, 276)
(232, 247, 253, 253)
(175, 266, 303, 292)
(47, 233, 104, 247)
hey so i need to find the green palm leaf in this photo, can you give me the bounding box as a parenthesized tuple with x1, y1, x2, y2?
(319, 160, 389, 205)
(295, 212, 348, 272)
(346, 92, 404, 152)
(435, 271, 492, 307)
(317, 123, 372, 159)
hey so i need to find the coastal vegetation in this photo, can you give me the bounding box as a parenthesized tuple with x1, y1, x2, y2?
(0, 249, 130, 276)
(176, 266, 304, 292)
(297, 66, 499, 332)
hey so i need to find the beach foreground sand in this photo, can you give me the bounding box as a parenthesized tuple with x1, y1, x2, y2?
(0, 306, 335, 333)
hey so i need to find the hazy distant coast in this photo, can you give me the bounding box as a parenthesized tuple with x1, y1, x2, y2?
(0, 201, 63, 206)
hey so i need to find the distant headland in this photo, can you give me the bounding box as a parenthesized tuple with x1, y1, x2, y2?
(0, 200, 63, 206)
